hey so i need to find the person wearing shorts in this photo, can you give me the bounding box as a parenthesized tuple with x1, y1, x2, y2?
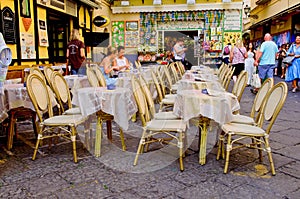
(253, 33, 278, 93)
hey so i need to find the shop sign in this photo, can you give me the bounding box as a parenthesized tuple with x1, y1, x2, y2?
(1, 7, 17, 44)
(93, 16, 110, 28)
(224, 10, 241, 31)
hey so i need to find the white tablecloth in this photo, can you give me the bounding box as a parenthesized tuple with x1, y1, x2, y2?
(64, 75, 90, 105)
(173, 89, 240, 124)
(76, 87, 137, 130)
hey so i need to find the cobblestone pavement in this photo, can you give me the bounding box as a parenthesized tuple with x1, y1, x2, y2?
(0, 76, 299, 198)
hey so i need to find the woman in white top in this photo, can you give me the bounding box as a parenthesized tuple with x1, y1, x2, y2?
(244, 42, 255, 86)
(112, 46, 130, 77)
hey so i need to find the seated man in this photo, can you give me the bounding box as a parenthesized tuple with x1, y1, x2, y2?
(112, 46, 130, 77)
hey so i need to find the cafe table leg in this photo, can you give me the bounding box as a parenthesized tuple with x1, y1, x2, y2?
(198, 117, 210, 165)
(94, 116, 103, 157)
(131, 113, 136, 122)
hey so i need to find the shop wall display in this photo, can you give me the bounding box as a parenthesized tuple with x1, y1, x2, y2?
(20, 32, 36, 59)
(38, 19, 49, 47)
(112, 21, 125, 47)
(125, 21, 139, 48)
(273, 31, 291, 47)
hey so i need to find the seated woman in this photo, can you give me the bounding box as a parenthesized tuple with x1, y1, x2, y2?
(100, 47, 119, 85)
(112, 46, 130, 77)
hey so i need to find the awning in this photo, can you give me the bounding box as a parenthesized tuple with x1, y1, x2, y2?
(248, 4, 300, 30)
(111, 2, 243, 14)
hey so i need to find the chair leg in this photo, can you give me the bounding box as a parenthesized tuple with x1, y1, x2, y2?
(31, 112, 38, 138)
(224, 133, 232, 174)
(32, 127, 44, 161)
(216, 135, 223, 160)
(119, 129, 126, 151)
(178, 130, 184, 171)
(7, 111, 16, 150)
(106, 120, 112, 141)
(71, 126, 78, 163)
(265, 134, 276, 175)
(133, 129, 147, 166)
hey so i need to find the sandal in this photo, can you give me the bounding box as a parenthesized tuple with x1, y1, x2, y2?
(292, 88, 297, 93)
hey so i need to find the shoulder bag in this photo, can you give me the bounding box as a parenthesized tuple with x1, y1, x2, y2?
(283, 45, 296, 66)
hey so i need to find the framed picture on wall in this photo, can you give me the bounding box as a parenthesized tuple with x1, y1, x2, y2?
(20, 0, 31, 18)
(126, 21, 138, 31)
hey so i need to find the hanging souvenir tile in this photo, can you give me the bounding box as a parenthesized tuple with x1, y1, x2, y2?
(175, 12, 179, 21)
(171, 12, 175, 21)
(166, 12, 170, 21)
(191, 12, 195, 21)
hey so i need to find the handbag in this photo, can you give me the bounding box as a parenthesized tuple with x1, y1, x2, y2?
(251, 73, 261, 89)
(282, 56, 295, 65)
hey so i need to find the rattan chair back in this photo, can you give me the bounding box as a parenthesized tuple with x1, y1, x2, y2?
(232, 70, 248, 102)
(93, 66, 107, 87)
(250, 78, 274, 121)
(29, 67, 46, 83)
(256, 82, 288, 132)
(138, 75, 156, 118)
(86, 67, 100, 87)
(131, 76, 150, 126)
(26, 74, 53, 122)
(44, 66, 55, 87)
(51, 71, 72, 113)
(151, 70, 164, 102)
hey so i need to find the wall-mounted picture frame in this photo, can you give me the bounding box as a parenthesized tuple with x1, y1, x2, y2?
(20, 0, 31, 18)
(126, 21, 138, 31)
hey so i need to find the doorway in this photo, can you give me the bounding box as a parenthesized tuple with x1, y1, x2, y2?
(164, 30, 198, 65)
(47, 11, 69, 64)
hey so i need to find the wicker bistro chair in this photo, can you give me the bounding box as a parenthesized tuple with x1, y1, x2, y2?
(163, 64, 179, 94)
(138, 75, 179, 120)
(86, 67, 100, 87)
(230, 78, 274, 125)
(92, 66, 107, 87)
(175, 61, 185, 77)
(51, 71, 81, 115)
(151, 70, 176, 112)
(217, 82, 288, 175)
(29, 67, 47, 83)
(222, 67, 235, 91)
(43, 66, 55, 88)
(131, 76, 187, 171)
(231, 70, 248, 102)
(26, 74, 87, 162)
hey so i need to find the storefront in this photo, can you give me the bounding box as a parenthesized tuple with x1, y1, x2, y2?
(111, 1, 243, 67)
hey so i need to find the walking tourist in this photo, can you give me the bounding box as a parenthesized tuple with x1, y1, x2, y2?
(285, 35, 300, 93)
(173, 39, 188, 69)
(253, 33, 278, 94)
(245, 42, 256, 87)
(66, 29, 86, 75)
(222, 43, 231, 65)
(230, 39, 247, 83)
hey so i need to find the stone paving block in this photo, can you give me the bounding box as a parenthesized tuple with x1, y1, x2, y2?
(55, 180, 113, 199)
(222, 183, 282, 199)
(278, 161, 300, 178)
(275, 128, 300, 139)
(0, 183, 31, 198)
(22, 173, 70, 197)
(176, 179, 231, 199)
(270, 133, 300, 146)
(58, 164, 116, 186)
(276, 145, 300, 161)
(131, 178, 185, 198)
(249, 173, 300, 196)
